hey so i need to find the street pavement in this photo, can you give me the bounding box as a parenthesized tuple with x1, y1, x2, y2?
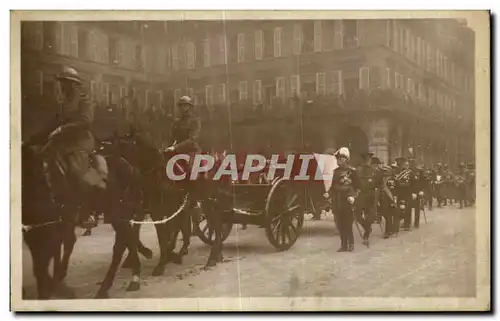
(22, 204, 476, 299)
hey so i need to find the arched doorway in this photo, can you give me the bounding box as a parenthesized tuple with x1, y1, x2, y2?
(336, 126, 369, 166)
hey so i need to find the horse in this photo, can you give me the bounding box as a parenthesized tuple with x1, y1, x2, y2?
(21, 142, 77, 299)
(114, 128, 230, 272)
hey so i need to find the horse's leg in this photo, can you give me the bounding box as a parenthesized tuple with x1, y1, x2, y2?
(125, 223, 141, 292)
(122, 224, 153, 268)
(95, 222, 128, 299)
(57, 222, 77, 283)
(205, 203, 223, 268)
(178, 210, 191, 256)
(26, 232, 54, 300)
(152, 222, 169, 276)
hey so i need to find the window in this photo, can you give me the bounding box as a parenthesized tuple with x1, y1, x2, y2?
(23, 21, 43, 51)
(219, 36, 226, 64)
(186, 42, 195, 69)
(291, 75, 300, 97)
(450, 62, 456, 87)
(404, 28, 411, 59)
(238, 81, 248, 101)
(102, 83, 110, 105)
(314, 21, 322, 52)
(101, 33, 109, 64)
(61, 23, 71, 56)
(171, 44, 179, 70)
(255, 30, 263, 60)
(343, 20, 358, 48)
(253, 80, 262, 104)
(399, 26, 405, 54)
(205, 85, 213, 106)
(293, 24, 302, 54)
(418, 84, 426, 101)
(218, 83, 226, 103)
(435, 49, 440, 77)
(385, 20, 392, 48)
(203, 39, 210, 67)
(70, 25, 78, 57)
(237, 33, 245, 62)
(383, 68, 391, 89)
(421, 40, 426, 69)
(276, 77, 286, 100)
(330, 71, 342, 96)
(426, 44, 434, 72)
(88, 30, 97, 61)
(359, 67, 370, 90)
(394, 72, 404, 90)
(316, 72, 326, 95)
(334, 20, 343, 50)
(407, 78, 415, 97)
(392, 21, 399, 52)
(444, 57, 449, 82)
(174, 89, 182, 104)
(416, 37, 422, 66)
(274, 27, 282, 57)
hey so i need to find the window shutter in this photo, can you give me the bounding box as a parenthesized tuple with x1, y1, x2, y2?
(219, 83, 226, 103)
(253, 80, 262, 104)
(203, 39, 210, 67)
(174, 89, 181, 104)
(293, 24, 302, 54)
(255, 30, 263, 60)
(316, 72, 326, 95)
(239, 81, 248, 101)
(291, 75, 300, 97)
(359, 67, 370, 90)
(237, 33, 245, 62)
(205, 85, 213, 106)
(331, 70, 342, 96)
(273, 27, 282, 57)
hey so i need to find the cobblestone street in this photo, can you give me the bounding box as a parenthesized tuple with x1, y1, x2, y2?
(22, 205, 476, 299)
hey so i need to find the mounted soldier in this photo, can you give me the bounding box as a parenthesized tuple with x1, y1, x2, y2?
(30, 67, 107, 206)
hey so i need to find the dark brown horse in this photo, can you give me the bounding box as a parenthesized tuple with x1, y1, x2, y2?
(21, 142, 77, 299)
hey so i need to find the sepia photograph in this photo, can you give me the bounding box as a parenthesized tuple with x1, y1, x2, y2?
(10, 10, 490, 311)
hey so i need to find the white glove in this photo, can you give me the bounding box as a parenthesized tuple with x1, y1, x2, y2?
(165, 146, 175, 152)
(323, 192, 329, 199)
(412, 193, 417, 200)
(418, 191, 424, 197)
(347, 196, 355, 204)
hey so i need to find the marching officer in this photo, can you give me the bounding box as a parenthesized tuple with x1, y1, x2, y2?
(331, 147, 361, 252)
(442, 164, 454, 206)
(371, 157, 397, 239)
(355, 152, 377, 246)
(393, 157, 415, 232)
(408, 158, 425, 229)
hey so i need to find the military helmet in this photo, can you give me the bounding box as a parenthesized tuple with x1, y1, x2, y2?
(56, 66, 83, 84)
(177, 96, 194, 106)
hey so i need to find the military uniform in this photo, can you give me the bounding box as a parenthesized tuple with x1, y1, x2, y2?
(393, 157, 415, 231)
(434, 163, 445, 207)
(39, 67, 106, 197)
(423, 168, 435, 210)
(372, 159, 397, 238)
(355, 152, 378, 244)
(331, 147, 361, 252)
(409, 160, 425, 228)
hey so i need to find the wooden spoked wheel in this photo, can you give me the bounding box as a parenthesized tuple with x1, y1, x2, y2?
(264, 178, 305, 251)
(193, 210, 234, 245)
